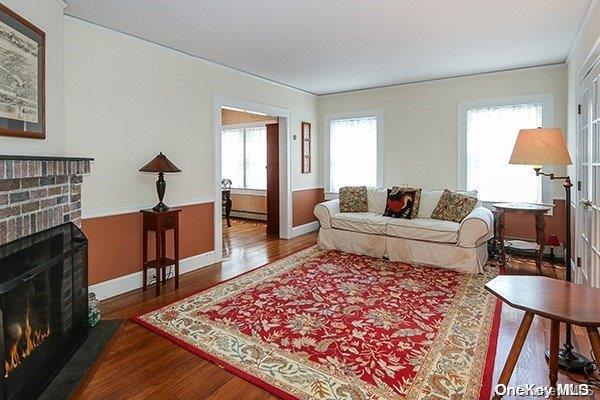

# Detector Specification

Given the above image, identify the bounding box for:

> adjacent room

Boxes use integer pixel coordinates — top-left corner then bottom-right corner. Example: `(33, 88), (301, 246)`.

(220, 106), (280, 258)
(0, 0), (599, 399)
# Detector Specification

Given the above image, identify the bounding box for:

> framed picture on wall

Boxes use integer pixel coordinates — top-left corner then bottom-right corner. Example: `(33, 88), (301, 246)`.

(301, 122), (311, 173)
(0, 4), (45, 139)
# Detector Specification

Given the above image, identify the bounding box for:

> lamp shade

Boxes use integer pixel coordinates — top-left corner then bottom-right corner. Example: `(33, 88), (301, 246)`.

(546, 234), (560, 247)
(139, 152), (181, 173)
(509, 127), (572, 166)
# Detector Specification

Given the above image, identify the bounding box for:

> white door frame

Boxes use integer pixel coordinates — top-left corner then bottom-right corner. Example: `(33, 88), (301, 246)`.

(213, 94), (292, 261)
(575, 38), (600, 286)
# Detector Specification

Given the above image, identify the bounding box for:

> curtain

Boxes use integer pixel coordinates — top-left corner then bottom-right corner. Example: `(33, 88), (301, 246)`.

(221, 129), (244, 188)
(330, 117), (378, 192)
(245, 127), (267, 190)
(466, 104), (543, 203)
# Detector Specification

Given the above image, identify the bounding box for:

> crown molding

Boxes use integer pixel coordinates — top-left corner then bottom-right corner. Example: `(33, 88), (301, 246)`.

(63, 15), (317, 97)
(566, 0), (599, 63)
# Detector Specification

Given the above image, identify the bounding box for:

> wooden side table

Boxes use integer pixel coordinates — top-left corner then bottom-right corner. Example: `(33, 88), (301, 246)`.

(141, 208), (181, 296)
(493, 203), (552, 274)
(486, 276), (600, 398)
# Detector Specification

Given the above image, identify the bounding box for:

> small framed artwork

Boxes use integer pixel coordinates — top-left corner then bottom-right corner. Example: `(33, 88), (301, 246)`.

(301, 122), (311, 173)
(0, 4), (45, 139)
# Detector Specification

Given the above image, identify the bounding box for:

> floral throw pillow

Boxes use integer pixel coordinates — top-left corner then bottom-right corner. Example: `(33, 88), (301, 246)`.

(430, 189), (478, 223)
(383, 188), (417, 219)
(339, 186), (368, 213)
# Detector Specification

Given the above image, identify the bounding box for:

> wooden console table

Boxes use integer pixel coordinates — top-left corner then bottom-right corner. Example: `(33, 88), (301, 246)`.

(486, 276), (600, 399)
(493, 202), (552, 274)
(141, 208), (181, 296)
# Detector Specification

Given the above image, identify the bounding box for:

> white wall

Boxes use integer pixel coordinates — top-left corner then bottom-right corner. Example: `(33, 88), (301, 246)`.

(64, 17), (319, 218)
(318, 65), (567, 196)
(0, 0), (65, 156)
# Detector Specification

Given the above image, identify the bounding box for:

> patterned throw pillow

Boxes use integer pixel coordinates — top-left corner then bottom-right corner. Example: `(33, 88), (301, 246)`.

(385, 186), (421, 218)
(339, 186), (368, 213)
(430, 189), (478, 223)
(383, 187), (417, 219)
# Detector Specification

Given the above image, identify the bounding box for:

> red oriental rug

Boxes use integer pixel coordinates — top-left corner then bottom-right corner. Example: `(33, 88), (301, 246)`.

(133, 247), (501, 400)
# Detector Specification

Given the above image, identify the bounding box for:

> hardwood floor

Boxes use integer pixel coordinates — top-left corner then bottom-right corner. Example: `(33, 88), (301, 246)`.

(75, 219), (599, 399)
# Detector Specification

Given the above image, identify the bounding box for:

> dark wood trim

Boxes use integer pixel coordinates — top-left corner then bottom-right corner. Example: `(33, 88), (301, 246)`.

(266, 123), (279, 236)
(0, 3), (46, 140)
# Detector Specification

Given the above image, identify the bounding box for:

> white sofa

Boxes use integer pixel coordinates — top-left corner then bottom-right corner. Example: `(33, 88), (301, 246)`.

(313, 188), (495, 274)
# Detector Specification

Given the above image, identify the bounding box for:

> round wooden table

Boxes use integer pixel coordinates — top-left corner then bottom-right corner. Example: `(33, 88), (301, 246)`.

(486, 276), (600, 398)
(493, 202), (553, 274)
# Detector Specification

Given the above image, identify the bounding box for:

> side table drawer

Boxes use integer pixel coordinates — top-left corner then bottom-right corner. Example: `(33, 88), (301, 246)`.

(162, 214), (177, 230)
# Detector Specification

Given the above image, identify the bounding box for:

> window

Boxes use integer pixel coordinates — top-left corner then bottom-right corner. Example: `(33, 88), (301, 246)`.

(459, 94), (554, 204)
(325, 111), (382, 192)
(221, 126), (267, 190)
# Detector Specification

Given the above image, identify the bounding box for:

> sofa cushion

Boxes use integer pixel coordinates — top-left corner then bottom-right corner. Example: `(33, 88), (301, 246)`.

(431, 189), (478, 223)
(386, 218), (460, 243)
(339, 186), (368, 212)
(367, 187), (388, 214)
(417, 189), (478, 218)
(331, 212), (393, 235)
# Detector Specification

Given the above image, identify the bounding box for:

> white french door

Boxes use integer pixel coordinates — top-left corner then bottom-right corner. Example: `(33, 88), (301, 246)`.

(577, 59), (600, 287)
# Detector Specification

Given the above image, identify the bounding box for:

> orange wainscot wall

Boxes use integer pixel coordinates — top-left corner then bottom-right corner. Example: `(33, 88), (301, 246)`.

(292, 188), (325, 227)
(82, 202), (214, 285)
(502, 200), (567, 244)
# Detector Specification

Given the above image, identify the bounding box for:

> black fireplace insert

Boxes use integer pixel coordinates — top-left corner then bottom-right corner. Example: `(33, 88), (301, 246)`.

(0, 223), (89, 400)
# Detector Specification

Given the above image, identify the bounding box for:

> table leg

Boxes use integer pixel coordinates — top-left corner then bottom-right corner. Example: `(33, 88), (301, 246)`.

(493, 311), (534, 399)
(549, 320), (560, 389)
(498, 210), (507, 266)
(161, 232), (167, 285)
(586, 327), (600, 368)
(142, 228), (148, 291)
(155, 230), (161, 297)
(535, 213), (546, 275)
(174, 223), (180, 290)
(226, 197), (232, 227)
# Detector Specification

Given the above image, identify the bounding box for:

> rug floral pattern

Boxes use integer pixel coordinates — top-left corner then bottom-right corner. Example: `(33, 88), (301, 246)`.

(135, 247), (499, 400)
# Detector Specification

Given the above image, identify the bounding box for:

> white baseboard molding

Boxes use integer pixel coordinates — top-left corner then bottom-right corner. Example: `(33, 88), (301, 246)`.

(89, 251), (218, 300)
(290, 221), (320, 238)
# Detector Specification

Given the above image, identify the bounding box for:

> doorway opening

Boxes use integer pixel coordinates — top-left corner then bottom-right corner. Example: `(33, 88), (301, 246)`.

(220, 107), (279, 257)
(213, 95), (292, 263)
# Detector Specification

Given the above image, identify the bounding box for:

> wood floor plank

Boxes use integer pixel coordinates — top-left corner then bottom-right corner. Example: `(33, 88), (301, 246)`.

(74, 219), (599, 399)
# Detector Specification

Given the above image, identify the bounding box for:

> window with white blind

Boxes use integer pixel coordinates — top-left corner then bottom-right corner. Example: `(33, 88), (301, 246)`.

(221, 126), (267, 190)
(459, 94), (554, 204)
(325, 111), (383, 192)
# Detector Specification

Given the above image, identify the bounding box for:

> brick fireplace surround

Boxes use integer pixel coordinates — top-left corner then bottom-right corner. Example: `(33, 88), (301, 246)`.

(0, 156), (93, 246)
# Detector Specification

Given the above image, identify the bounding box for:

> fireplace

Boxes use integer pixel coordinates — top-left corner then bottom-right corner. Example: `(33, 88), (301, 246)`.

(0, 223), (89, 400)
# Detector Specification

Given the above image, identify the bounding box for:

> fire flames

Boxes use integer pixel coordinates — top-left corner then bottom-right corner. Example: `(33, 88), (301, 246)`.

(4, 316), (50, 377)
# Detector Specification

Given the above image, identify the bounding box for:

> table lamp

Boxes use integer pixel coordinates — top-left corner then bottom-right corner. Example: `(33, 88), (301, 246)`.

(546, 235), (561, 259)
(139, 152), (181, 212)
(509, 127), (589, 370)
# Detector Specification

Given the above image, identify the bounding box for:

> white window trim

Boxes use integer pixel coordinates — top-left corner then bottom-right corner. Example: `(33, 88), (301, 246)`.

(222, 124), (268, 190)
(324, 109), (384, 193)
(458, 93), (555, 207)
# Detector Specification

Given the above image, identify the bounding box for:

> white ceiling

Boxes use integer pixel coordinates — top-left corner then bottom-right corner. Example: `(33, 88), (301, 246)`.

(64, 0), (592, 95)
